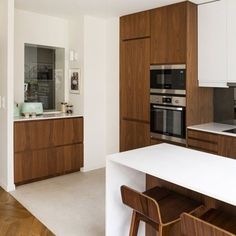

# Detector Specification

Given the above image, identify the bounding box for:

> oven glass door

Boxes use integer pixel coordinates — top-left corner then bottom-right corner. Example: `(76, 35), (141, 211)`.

(151, 105), (186, 138)
(150, 69), (186, 90)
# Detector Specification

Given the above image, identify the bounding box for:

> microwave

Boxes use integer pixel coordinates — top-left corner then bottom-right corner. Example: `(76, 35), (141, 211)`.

(150, 65), (186, 94)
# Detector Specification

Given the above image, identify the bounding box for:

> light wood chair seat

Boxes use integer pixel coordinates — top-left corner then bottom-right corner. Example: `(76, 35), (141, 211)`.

(121, 185), (203, 236)
(181, 209), (236, 236)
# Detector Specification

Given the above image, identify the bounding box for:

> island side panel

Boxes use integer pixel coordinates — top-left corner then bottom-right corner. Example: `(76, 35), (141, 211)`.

(106, 160), (146, 236)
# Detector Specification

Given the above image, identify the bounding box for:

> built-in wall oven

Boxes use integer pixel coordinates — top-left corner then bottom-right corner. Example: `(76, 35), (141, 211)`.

(150, 64), (186, 144)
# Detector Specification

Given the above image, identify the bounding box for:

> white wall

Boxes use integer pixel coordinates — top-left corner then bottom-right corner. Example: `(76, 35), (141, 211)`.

(82, 16), (119, 171)
(68, 17), (84, 114)
(106, 18), (119, 155)
(14, 9), (69, 103)
(83, 16), (107, 171)
(0, 0), (15, 191)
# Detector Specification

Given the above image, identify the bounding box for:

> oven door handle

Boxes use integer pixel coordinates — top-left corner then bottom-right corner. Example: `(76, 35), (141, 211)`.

(152, 105), (184, 111)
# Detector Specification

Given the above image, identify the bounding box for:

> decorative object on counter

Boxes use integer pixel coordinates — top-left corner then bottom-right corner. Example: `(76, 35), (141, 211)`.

(61, 102), (67, 113)
(14, 102), (20, 117)
(21, 102), (43, 115)
(66, 104), (74, 114)
(23, 112), (30, 119)
(69, 68), (80, 94)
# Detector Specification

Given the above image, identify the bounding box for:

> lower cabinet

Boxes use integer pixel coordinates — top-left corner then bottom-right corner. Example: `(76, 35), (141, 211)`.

(14, 117), (84, 185)
(187, 129), (236, 159)
(218, 135), (236, 159)
(120, 119), (150, 152)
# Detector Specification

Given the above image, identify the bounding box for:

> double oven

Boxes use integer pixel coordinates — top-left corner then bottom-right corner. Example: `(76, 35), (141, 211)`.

(150, 65), (186, 144)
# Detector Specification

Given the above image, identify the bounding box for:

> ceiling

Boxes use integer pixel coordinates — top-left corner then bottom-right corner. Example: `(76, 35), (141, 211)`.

(15, 0), (211, 19)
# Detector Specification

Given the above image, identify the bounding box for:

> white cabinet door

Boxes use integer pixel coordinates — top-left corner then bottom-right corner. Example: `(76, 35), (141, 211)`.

(227, 0), (236, 84)
(198, 0), (228, 87)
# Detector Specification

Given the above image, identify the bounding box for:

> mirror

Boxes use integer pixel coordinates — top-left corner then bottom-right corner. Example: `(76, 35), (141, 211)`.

(24, 44), (65, 111)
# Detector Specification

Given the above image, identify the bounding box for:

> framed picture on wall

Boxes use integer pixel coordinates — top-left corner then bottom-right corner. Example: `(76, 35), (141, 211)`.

(69, 68), (80, 94)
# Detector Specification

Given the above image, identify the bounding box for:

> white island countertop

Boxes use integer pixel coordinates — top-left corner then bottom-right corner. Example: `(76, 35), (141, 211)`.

(14, 113), (83, 122)
(108, 143), (236, 206)
(188, 122), (236, 137)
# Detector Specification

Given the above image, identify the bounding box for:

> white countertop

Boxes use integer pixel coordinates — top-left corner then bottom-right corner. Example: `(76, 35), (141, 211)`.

(188, 122), (236, 137)
(14, 113), (83, 122)
(108, 143), (236, 206)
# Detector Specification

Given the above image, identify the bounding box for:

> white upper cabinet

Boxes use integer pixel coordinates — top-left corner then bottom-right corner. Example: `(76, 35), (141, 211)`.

(227, 0), (236, 84)
(198, 0), (236, 87)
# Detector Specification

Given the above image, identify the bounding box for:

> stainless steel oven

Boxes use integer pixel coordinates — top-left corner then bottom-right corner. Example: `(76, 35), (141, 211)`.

(150, 94), (186, 144)
(150, 64), (186, 95)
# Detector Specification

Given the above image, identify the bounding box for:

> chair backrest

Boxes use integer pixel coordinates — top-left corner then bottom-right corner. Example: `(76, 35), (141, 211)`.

(120, 185), (162, 224)
(181, 213), (235, 236)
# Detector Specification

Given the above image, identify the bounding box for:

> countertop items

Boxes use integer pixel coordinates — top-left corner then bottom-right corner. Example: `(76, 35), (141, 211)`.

(106, 143), (236, 236)
(14, 112), (83, 122)
(188, 122), (236, 137)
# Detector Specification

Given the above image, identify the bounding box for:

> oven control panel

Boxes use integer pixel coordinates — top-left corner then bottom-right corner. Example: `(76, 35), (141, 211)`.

(150, 95), (186, 107)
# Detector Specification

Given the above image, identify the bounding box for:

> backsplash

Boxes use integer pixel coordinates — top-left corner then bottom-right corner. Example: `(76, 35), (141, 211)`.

(214, 88), (236, 123)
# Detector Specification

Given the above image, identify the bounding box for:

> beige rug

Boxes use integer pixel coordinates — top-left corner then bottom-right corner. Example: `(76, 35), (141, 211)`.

(11, 168), (105, 236)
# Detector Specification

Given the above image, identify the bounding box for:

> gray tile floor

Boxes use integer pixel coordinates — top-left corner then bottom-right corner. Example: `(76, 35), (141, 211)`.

(11, 168), (105, 236)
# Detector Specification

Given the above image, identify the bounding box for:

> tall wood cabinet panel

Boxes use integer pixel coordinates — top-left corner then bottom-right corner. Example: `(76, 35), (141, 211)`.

(150, 2), (187, 64)
(120, 11), (150, 152)
(14, 117), (84, 185)
(120, 38), (150, 122)
(120, 11), (150, 40)
(120, 120), (150, 152)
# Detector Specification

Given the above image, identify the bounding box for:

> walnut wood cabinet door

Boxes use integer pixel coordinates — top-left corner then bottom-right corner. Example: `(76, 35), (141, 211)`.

(54, 144), (83, 174)
(150, 2), (187, 64)
(120, 11), (150, 40)
(218, 135), (236, 159)
(14, 149), (54, 184)
(52, 118), (83, 146)
(120, 119), (150, 152)
(120, 38), (150, 122)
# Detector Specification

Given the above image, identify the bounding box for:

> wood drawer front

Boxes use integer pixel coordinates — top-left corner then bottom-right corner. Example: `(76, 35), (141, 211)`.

(52, 118), (83, 146)
(188, 130), (218, 143)
(14, 144), (83, 185)
(54, 144), (83, 174)
(14, 149), (54, 184)
(187, 139), (218, 154)
(14, 120), (52, 152)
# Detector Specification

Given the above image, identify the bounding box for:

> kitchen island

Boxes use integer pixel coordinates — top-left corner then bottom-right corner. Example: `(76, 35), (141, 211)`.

(106, 143), (236, 236)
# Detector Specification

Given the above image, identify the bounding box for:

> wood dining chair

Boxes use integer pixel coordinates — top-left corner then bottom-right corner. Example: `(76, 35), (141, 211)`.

(181, 209), (236, 236)
(120, 185), (203, 236)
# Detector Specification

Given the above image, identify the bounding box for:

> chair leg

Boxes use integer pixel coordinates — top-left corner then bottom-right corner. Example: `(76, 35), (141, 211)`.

(129, 211), (140, 236)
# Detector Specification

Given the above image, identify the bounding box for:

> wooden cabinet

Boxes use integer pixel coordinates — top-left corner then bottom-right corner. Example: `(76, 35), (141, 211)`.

(14, 117), (84, 185)
(120, 11), (150, 40)
(150, 2), (187, 64)
(120, 119), (150, 152)
(120, 38), (150, 122)
(120, 30), (150, 151)
(187, 129), (236, 159)
(187, 130), (219, 154)
(218, 135), (236, 159)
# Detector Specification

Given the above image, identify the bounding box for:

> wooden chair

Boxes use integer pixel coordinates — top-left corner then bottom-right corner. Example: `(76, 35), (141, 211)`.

(120, 185), (203, 236)
(181, 209), (236, 236)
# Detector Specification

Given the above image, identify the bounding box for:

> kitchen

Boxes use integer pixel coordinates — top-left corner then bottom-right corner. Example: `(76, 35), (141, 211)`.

(0, 0), (236, 235)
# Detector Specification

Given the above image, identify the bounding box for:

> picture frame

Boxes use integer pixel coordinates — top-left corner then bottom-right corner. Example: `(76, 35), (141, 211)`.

(69, 68), (80, 94)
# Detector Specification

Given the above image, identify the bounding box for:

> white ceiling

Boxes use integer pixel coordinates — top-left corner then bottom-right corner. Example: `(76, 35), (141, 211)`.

(15, 0), (211, 19)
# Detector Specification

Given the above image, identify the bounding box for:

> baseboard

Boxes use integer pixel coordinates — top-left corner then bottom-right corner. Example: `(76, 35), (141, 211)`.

(0, 181), (15, 192)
